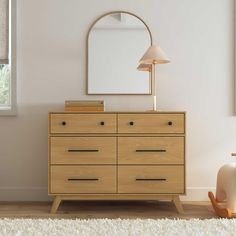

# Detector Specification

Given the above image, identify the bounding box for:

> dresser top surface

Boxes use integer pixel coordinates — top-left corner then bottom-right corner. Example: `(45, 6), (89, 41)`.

(49, 111), (186, 114)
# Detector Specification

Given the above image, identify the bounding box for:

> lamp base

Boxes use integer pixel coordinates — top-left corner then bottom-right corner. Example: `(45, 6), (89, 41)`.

(146, 96), (158, 112)
(146, 109), (159, 112)
(153, 95), (157, 111)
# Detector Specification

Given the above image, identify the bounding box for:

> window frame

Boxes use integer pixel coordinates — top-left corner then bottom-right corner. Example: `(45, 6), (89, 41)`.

(0, 0), (16, 116)
(235, 0), (236, 115)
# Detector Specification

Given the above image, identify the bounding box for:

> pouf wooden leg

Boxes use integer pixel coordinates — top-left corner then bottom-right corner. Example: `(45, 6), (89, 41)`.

(208, 191), (232, 218)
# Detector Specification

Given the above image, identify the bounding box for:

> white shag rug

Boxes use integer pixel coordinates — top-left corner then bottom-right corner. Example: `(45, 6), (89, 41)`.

(0, 218), (235, 236)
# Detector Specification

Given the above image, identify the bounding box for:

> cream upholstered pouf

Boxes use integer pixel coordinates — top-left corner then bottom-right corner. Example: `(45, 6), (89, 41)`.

(208, 163), (236, 217)
(216, 163), (236, 213)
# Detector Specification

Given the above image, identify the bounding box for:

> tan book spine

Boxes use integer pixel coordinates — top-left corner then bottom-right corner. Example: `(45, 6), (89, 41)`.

(65, 106), (104, 112)
(65, 100), (104, 107)
(66, 104), (104, 107)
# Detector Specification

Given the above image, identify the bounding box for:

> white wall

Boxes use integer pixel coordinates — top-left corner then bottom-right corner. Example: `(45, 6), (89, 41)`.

(0, 0), (234, 201)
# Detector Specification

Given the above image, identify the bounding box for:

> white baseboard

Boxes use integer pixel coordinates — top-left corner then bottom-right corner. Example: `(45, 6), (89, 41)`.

(0, 187), (215, 201)
(181, 187), (216, 201)
(0, 187), (50, 201)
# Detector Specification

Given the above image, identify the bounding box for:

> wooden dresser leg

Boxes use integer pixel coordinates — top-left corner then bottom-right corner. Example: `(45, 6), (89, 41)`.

(173, 195), (184, 214)
(50, 196), (61, 214)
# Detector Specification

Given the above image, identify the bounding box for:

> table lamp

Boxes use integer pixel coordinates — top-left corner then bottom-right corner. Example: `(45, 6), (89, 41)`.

(139, 45), (170, 111)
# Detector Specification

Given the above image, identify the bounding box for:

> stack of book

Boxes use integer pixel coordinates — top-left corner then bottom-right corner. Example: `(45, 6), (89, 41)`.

(65, 100), (105, 112)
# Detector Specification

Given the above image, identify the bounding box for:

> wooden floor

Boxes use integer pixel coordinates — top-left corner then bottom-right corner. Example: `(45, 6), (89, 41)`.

(0, 201), (217, 219)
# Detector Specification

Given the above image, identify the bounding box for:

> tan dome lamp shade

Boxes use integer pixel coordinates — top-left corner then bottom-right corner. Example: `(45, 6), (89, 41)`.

(139, 45), (170, 111)
(139, 45), (170, 65)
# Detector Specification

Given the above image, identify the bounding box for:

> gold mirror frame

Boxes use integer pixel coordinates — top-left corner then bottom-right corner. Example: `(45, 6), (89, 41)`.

(86, 11), (153, 95)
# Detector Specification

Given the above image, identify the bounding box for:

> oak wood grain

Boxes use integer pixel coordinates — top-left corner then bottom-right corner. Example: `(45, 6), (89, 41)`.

(50, 114), (117, 134)
(118, 137), (184, 164)
(50, 166), (116, 194)
(118, 166), (184, 194)
(118, 114), (185, 134)
(50, 137), (116, 164)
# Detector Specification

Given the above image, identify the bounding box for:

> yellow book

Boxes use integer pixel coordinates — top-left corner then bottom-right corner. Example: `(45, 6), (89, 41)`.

(65, 106), (104, 112)
(65, 100), (104, 107)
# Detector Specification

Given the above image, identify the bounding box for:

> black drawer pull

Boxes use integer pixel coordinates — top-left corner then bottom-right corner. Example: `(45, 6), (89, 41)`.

(136, 149), (166, 153)
(68, 178), (99, 181)
(68, 149), (99, 152)
(129, 121), (134, 126)
(100, 121), (105, 126)
(136, 178), (166, 181)
(61, 121), (66, 126)
(168, 121), (173, 126)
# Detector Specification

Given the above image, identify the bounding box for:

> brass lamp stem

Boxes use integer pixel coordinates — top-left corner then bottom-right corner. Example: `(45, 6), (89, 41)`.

(152, 63), (156, 111)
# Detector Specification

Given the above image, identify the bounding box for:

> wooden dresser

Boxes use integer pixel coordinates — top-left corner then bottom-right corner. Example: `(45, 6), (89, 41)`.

(48, 112), (186, 213)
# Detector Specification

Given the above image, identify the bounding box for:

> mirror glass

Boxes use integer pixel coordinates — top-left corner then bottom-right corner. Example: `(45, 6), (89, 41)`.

(87, 12), (152, 94)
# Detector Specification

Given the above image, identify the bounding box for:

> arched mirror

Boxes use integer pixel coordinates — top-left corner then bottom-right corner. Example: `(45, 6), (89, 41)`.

(87, 11), (152, 95)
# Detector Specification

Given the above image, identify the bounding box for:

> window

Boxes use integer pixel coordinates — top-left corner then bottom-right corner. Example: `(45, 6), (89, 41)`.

(0, 0), (16, 115)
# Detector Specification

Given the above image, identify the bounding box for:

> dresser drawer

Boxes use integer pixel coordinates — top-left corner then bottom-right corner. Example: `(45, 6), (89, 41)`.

(50, 114), (117, 133)
(118, 137), (184, 164)
(50, 137), (116, 164)
(50, 166), (116, 194)
(118, 166), (184, 194)
(118, 114), (184, 134)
